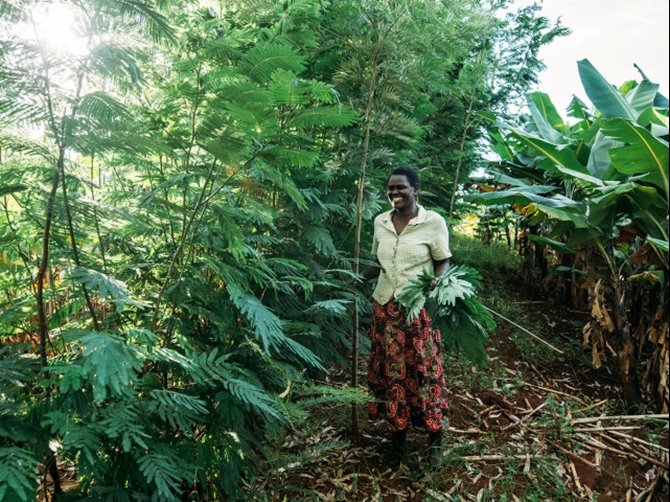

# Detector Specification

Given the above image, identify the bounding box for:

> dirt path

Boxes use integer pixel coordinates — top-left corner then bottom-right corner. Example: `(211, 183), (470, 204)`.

(250, 290), (669, 501)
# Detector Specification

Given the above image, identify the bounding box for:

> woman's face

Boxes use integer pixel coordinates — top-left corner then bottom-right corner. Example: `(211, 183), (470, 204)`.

(387, 174), (417, 210)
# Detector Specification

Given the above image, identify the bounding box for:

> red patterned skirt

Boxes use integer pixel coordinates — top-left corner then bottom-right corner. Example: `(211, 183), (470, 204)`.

(367, 300), (449, 432)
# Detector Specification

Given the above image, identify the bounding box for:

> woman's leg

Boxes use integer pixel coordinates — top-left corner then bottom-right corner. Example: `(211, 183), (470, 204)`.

(428, 430), (442, 467)
(384, 429), (407, 467)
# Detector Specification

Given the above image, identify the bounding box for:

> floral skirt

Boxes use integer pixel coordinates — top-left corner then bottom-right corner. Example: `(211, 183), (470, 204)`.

(367, 300), (449, 432)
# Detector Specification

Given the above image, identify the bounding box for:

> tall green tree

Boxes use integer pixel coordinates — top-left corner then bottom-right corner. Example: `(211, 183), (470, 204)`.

(0, 0), (572, 498)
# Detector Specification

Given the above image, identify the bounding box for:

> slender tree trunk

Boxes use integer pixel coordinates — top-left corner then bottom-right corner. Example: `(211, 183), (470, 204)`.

(613, 279), (642, 410)
(351, 49), (379, 434)
(448, 94), (477, 217)
(34, 161), (64, 499)
(35, 161), (61, 368)
(90, 152), (108, 273)
(151, 165), (215, 331)
(60, 153), (100, 330)
(595, 242), (642, 410)
(348, 6), (404, 434)
(503, 213), (511, 249)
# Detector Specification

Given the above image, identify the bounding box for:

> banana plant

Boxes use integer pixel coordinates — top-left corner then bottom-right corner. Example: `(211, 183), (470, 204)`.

(470, 59), (669, 409)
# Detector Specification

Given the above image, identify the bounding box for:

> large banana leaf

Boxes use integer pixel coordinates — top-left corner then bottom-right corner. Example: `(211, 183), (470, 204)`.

(488, 168), (534, 187)
(536, 203), (589, 228)
(466, 184), (560, 203)
(637, 107), (670, 131)
(488, 129), (516, 161)
(528, 234), (575, 254)
(509, 130), (586, 173)
(528, 92), (569, 137)
(467, 188), (588, 228)
(567, 95), (592, 123)
(586, 130), (621, 180)
(554, 165), (605, 186)
(648, 237), (669, 252)
(627, 80), (660, 116)
(626, 188), (669, 240)
(600, 118), (669, 199)
(578, 59), (635, 121)
(588, 183), (668, 240)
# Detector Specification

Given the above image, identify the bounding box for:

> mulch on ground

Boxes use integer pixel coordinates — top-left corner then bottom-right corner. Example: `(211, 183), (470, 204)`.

(250, 292), (669, 501)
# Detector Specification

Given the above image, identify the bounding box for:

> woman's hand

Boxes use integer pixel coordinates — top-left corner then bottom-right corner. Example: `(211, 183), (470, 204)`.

(346, 274), (362, 286)
(433, 258), (450, 278)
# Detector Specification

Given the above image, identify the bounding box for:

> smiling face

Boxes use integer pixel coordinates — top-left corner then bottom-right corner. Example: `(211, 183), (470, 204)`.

(387, 174), (418, 211)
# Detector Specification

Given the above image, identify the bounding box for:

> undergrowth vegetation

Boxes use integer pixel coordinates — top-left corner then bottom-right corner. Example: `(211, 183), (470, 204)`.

(1, 0), (667, 500)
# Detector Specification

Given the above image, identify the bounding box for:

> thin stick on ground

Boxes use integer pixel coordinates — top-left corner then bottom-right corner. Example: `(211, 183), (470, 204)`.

(573, 426), (642, 433)
(547, 440), (601, 472)
(571, 414), (669, 425)
(484, 305), (565, 354)
(608, 430), (670, 455)
(594, 433), (669, 469)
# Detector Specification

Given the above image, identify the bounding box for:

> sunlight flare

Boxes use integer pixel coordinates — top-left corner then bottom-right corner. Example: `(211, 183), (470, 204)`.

(25, 1), (87, 57)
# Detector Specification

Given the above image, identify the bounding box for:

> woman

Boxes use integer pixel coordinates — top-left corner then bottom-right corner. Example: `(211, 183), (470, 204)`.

(360, 166), (451, 467)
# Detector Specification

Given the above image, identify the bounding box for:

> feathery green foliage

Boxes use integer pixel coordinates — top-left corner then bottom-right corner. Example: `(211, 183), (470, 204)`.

(396, 265), (495, 367)
(0, 447), (39, 502)
(0, 0), (562, 498)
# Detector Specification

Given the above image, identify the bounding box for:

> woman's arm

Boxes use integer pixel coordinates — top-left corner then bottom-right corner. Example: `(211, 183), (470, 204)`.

(359, 262), (381, 281)
(433, 258), (450, 277)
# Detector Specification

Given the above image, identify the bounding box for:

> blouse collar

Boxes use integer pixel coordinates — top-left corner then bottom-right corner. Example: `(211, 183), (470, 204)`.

(381, 204), (427, 230)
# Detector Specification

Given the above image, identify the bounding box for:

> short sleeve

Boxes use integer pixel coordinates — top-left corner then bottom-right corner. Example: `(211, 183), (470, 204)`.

(430, 215), (451, 261)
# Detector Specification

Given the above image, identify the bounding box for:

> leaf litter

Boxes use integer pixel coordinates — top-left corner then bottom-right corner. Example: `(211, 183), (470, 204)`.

(250, 291), (669, 501)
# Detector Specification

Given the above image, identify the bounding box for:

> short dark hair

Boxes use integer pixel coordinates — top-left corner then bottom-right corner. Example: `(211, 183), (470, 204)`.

(390, 166), (420, 189)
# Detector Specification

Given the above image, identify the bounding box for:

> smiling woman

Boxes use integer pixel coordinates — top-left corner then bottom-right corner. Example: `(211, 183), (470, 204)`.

(356, 166), (453, 468)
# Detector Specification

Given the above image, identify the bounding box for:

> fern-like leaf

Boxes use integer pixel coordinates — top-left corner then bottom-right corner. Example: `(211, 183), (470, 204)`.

(148, 390), (208, 433)
(62, 330), (144, 401)
(99, 403), (150, 452)
(0, 133), (53, 160)
(287, 106), (358, 128)
(303, 225), (337, 257)
(0, 183), (27, 197)
(269, 69), (311, 106)
(396, 266), (495, 367)
(226, 284), (284, 353)
(61, 423), (103, 467)
(138, 451), (194, 502)
(67, 266), (150, 312)
(305, 299), (351, 317)
(77, 91), (129, 124)
(0, 447), (38, 502)
(218, 379), (283, 421)
(239, 44), (306, 83)
(268, 146), (319, 167)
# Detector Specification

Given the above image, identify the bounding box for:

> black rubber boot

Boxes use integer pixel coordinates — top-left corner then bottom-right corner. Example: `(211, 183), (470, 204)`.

(383, 429), (407, 468)
(428, 431), (442, 467)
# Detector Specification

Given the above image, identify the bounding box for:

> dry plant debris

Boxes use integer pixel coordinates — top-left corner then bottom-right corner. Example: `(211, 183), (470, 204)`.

(250, 306), (669, 501)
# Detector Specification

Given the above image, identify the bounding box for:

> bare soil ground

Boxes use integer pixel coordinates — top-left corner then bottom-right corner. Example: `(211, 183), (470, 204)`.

(249, 287), (669, 501)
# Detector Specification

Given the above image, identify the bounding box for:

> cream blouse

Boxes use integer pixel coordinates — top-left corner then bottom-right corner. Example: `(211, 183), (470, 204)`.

(371, 205), (451, 305)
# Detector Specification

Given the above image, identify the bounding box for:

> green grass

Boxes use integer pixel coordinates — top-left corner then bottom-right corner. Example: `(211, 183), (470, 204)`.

(450, 231), (521, 278)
